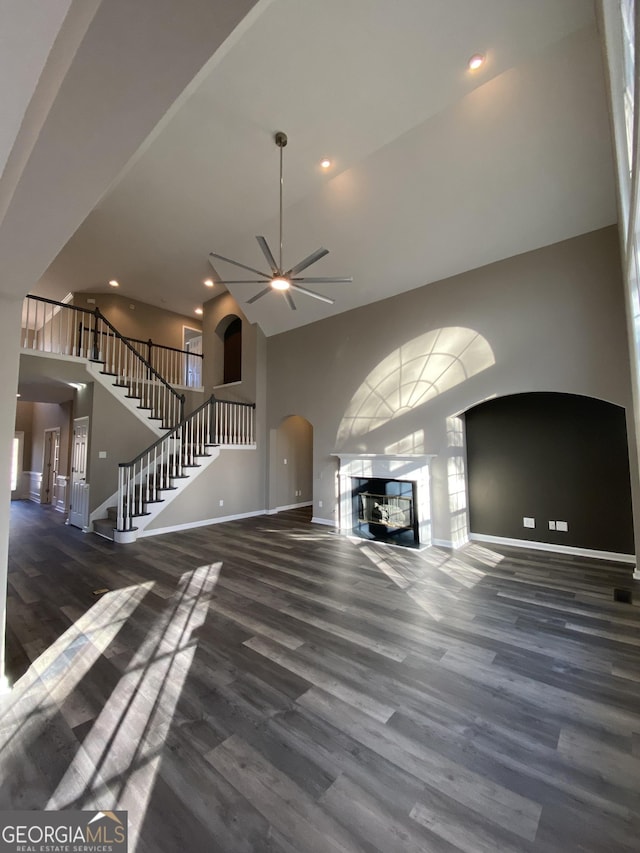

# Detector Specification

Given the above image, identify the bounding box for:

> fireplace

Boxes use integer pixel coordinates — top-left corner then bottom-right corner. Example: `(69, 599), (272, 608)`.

(352, 477), (418, 546)
(332, 453), (435, 548)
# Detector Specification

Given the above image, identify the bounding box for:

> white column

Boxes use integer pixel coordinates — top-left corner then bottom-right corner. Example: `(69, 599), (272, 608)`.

(0, 295), (23, 693)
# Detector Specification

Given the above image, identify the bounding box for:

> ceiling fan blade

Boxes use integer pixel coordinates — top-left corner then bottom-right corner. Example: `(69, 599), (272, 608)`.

(256, 236), (278, 274)
(209, 252), (271, 279)
(288, 283), (335, 305)
(285, 247), (329, 277)
(207, 257), (225, 283)
(212, 279), (269, 285)
(283, 290), (297, 310)
(246, 287), (272, 304)
(291, 276), (353, 283)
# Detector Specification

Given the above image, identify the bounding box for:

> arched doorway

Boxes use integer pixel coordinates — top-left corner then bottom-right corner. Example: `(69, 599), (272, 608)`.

(269, 415), (313, 513)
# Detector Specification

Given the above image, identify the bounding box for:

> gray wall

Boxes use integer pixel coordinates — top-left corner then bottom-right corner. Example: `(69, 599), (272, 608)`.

(73, 292), (202, 351)
(266, 226), (636, 549)
(83, 381), (158, 511)
(466, 392), (634, 553)
(144, 448), (264, 532)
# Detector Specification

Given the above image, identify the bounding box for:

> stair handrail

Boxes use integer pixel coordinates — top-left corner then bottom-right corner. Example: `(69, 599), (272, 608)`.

(119, 393), (215, 468)
(78, 322), (204, 361)
(116, 394), (256, 532)
(95, 309), (184, 419)
(25, 293), (97, 317)
(23, 294), (185, 425)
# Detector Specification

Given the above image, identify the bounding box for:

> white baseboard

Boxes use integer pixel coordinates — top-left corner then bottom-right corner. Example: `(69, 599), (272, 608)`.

(311, 516), (336, 527)
(469, 533), (636, 565)
(432, 538), (454, 548)
(266, 501), (313, 515)
(138, 509), (267, 538)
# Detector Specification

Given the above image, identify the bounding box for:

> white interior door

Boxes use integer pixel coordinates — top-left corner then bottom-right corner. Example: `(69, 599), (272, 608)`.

(183, 326), (202, 387)
(42, 427), (60, 505)
(69, 417), (89, 529)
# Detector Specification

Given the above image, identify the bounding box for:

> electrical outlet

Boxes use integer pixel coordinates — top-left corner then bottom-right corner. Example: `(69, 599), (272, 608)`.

(219, 499), (224, 507)
(549, 520), (556, 530)
(556, 520), (568, 532)
(523, 517), (535, 529)
(283, 458), (287, 465)
(99, 451), (107, 459)
(318, 500), (323, 508)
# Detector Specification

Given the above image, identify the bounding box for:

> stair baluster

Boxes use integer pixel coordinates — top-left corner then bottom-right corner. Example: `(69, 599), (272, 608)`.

(115, 395), (256, 536)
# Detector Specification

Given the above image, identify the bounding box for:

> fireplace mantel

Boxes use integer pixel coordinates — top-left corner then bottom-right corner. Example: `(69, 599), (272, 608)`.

(331, 452), (436, 546)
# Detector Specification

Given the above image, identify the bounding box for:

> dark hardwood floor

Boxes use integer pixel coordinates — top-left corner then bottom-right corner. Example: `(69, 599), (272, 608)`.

(2, 499), (640, 851)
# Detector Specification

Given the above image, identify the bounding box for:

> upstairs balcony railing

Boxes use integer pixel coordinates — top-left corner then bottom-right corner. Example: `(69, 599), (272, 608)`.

(117, 394), (256, 532)
(22, 295), (185, 428)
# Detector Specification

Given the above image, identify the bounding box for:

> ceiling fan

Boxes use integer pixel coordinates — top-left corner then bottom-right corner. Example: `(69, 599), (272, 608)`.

(208, 131), (352, 311)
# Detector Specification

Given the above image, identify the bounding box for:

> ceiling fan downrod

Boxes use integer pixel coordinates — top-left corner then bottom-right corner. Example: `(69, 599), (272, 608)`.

(275, 131), (287, 273)
(207, 129), (352, 311)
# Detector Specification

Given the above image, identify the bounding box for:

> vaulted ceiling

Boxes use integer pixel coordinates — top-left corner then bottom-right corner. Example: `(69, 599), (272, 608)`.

(33, 0), (615, 337)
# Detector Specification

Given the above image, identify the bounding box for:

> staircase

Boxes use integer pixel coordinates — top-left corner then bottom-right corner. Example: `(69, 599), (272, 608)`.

(21, 295), (256, 542)
(97, 394), (254, 543)
(22, 294), (185, 429)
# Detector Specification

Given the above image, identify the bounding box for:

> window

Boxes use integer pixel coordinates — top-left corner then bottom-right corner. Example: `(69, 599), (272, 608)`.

(11, 432), (23, 492)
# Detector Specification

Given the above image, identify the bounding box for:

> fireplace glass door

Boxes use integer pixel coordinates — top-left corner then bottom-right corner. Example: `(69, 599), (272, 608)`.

(351, 477), (419, 547)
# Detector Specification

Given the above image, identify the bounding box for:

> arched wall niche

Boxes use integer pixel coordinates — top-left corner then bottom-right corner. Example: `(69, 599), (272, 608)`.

(211, 313), (242, 388)
(464, 391), (635, 555)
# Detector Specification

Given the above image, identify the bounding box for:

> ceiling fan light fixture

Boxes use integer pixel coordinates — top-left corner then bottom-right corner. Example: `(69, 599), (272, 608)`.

(207, 130), (352, 312)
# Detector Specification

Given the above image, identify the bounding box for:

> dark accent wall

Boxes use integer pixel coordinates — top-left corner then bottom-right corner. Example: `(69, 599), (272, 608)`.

(465, 392), (634, 554)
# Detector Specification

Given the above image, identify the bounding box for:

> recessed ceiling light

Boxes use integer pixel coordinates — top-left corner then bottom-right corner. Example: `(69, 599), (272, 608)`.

(195, 307), (203, 315)
(468, 53), (485, 71)
(204, 279), (214, 287)
(109, 279), (119, 287)
(271, 278), (290, 291)
(320, 158), (331, 169)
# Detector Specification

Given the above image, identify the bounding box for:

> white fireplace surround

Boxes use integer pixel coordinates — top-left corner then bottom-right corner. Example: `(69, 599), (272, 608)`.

(332, 453), (436, 546)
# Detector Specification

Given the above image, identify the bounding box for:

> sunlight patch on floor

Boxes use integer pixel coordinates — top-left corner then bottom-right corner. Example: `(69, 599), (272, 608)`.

(357, 540), (494, 621)
(0, 582), (154, 749)
(46, 563), (221, 852)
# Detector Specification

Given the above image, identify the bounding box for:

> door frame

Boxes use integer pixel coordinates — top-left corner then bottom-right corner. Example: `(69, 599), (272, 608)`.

(41, 427), (60, 505)
(69, 416), (89, 530)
